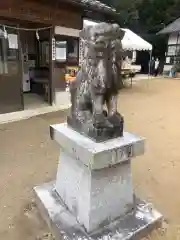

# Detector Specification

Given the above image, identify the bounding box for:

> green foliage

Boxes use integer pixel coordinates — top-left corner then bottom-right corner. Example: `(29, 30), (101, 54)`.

(102, 0), (180, 58)
(103, 0), (180, 33)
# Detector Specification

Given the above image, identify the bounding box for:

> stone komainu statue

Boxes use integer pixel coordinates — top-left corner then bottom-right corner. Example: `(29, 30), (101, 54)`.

(67, 23), (125, 142)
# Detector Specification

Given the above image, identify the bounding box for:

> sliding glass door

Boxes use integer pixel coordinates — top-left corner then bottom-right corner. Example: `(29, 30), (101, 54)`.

(0, 27), (23, 114)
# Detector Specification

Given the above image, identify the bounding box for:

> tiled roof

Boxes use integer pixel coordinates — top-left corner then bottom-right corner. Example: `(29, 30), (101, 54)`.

(66, 0), (116, 14)
(158, 18), (180, 34)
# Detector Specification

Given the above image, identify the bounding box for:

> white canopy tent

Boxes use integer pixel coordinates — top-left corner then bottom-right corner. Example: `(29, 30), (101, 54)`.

(82, 19), (153, 76)
(121, 28), (152, 51)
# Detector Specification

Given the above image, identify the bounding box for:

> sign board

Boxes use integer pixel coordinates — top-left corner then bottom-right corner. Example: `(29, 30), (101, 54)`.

(52, 38), (56, 61)
(8, 34), (18, 49)
(55, 26), (79, 37)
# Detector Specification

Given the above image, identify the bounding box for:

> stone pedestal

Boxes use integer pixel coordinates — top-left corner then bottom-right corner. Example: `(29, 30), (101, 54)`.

(34, 123), (162, 239)
(53, 124), (144, 232)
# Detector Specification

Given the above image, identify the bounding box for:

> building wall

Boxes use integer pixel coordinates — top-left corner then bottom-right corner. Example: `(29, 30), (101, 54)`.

(0, 1), (82, 29)
(168, 33), (178, 45)
(0, 0), (83, 109)
(165, 33), (180, 65)
(164, 32), (180, 73)
(51, 16), (82, 106)
(0, 1), (114, 110)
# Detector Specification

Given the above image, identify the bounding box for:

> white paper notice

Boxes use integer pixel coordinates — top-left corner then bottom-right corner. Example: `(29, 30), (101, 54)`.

(166, 57), (170, 64)
(8, 34), (18, 49)
(56, 47), (66, 61)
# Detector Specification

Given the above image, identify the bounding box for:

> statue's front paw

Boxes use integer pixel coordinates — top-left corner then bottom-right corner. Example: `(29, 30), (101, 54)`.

(93, 114), (113, 129)
(108, 112), (124, 126)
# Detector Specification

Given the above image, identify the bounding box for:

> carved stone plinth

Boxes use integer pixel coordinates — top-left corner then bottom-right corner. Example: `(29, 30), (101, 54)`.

(34, 123), (162, 239)
(67, 113), (124, 142)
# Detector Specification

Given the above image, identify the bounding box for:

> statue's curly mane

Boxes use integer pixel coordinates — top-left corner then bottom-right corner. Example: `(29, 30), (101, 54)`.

(80, 38), (121, 94)
(80, 39), (110, 92)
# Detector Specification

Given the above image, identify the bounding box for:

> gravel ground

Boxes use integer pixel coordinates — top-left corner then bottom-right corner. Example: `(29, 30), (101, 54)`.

(1, 78), (180, 239)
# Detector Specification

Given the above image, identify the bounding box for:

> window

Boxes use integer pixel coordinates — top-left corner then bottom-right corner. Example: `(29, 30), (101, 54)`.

(0, 27), (19, 75)
(166, 44), (180, 65)
(176, 45), (180, 56)
(54, 36), (79, 64)
(67, 39), (78, 62)
(170, 56), (175, 64)
(167, 45), (176, 56)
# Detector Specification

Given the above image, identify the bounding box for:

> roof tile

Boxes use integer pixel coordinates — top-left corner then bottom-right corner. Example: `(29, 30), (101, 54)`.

(69, 0), (116, 14)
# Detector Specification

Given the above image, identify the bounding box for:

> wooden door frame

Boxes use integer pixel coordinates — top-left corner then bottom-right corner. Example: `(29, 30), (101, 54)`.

(48, 26), (54, 105)
(17, 25), (24, 110)
(0, 22), (24, 113)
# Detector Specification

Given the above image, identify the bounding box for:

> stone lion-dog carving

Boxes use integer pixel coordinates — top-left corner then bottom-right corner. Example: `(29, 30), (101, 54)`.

(67, 23), (125, 142)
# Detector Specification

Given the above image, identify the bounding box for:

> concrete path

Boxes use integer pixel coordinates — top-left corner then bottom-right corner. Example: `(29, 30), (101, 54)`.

(0, 104), (70, 125)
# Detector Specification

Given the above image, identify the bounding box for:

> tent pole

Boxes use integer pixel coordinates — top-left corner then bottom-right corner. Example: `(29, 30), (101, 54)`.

(148, 50), (152, 79)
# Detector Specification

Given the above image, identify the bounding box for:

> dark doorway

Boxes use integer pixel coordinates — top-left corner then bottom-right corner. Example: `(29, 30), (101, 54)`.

(20, 27), (52, 110)
(136, 51), (150, 74)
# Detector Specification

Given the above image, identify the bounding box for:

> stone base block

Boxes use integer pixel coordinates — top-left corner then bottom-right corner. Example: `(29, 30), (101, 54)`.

(67, 113), (124, 142)
(50, 123), (145, 170)
(51, 123), (145, 232)
(34, 182), (162, 240)
(55, 151), (134, 232)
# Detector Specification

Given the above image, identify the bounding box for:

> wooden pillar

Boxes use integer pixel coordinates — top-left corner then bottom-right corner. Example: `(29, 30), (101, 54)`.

(50, 28), (67, 106)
